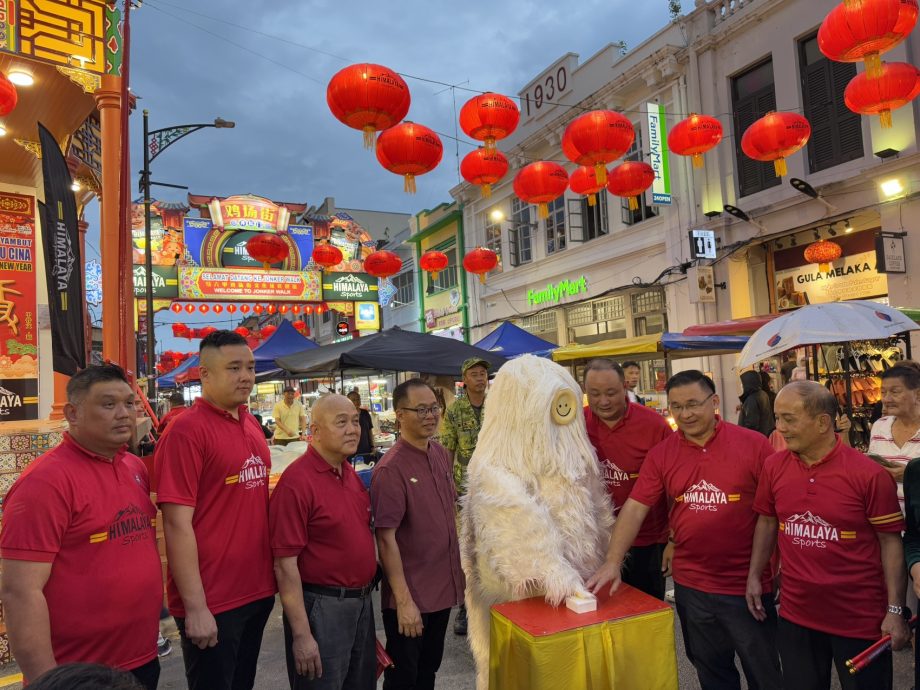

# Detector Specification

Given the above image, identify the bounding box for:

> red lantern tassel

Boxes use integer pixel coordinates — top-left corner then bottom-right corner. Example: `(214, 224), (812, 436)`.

(864, 52), (883, 80)
(587, 193), (597, 207)
(404, 174), (417, 194)
(481, 183), (492, 198)
(363, 126), (376, 149)
(773, 158), (788, 177)
(537, 202), (549, 219)
(692, 153), (704, 169)
(484, 136), (496, 150)
(430, 271), (440, 282)
(628, 196), (639, 211)
(478, 274), (487, 284)
(594, 163), (608, 185)
(880, 109), (893, 129)
(819, 262), (830, 272)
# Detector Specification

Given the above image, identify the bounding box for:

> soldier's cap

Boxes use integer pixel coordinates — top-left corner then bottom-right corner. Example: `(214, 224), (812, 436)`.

(461, 357), (491, 376)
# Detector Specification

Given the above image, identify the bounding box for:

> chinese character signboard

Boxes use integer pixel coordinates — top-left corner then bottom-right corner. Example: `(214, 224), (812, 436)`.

(321, 273), (379, 302)
(179, 267), (322, 301)
(209, 195), (290, 233)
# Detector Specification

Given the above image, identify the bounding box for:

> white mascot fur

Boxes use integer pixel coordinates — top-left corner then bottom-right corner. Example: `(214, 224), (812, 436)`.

(459, 355), (614, 689)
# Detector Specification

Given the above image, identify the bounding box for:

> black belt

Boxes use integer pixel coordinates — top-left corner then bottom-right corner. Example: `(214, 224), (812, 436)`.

(301, 581), (375, 599)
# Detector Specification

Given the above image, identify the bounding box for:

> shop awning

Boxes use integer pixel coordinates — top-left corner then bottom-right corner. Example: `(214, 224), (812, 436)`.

(550, 333), (749, 363)
(474, 322), (557, 358)
(551, 334), (661, 362)
(660, 333), (750, 358)
(682, 314), (780, 337)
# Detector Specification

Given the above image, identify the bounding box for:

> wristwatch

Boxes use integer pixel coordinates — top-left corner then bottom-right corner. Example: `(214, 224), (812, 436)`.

(887, 604), (911, 620)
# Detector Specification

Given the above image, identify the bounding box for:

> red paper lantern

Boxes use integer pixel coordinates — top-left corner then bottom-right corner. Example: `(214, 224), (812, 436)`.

(172, 323), (189, 338)
(0, 72), (18, 117)
(606, 161), (655, 211)
(234, 326), (250, 337)
(213, 304), (223, 314)
(667, 114), (724, 169)
(227, 304), (237, 313)
(198, 304), (209, 313)
(458, 92), (520, 149)
(185, 304), (195, 313)
(200, 326), (217, 338)
(245, 233), (289, 269)
(819, 0), (919, 79)
(463, 247), (499, 284)
(304, 305), (314, 315)
(803, 239), (843, 272)
(312, 241), (343, 270)
(170, 303), (182, 313)
(292, 305), (301, 314)
(568, 166), (607, 207)
(741, 112), (811, 178)
(279, 305), (289, 314)
(513, 161), (569, 219)
(292, 320), (307, 331)
(375, 122), (443, 193)
(364, 250), (402, 279)
(845, 61), (920, 128)
(240, 305), (251, 314)
(460, 148), (509, 198)
(419, 250), (449, 281)
(254, 304), (264, 314)
(267, 304), (277, 314)
(327, 63), (411, 148)
(261, 324), (278, 338)
(561, 110), (635, 185)
(316, 303), (327, 314)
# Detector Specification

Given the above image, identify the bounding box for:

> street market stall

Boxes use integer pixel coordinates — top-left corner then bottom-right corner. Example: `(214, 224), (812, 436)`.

(474, 322), (557, 358)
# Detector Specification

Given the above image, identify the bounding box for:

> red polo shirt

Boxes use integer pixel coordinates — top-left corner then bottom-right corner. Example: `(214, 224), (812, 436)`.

(754, 441), (903, 639)
(630, 420), (774, 596)
(0, 434), (162, 675)
(585, 403), (673, 545)
(269, 446), (377, 588)
(371, 438), (465, 613)
(155, 398), (277, 617)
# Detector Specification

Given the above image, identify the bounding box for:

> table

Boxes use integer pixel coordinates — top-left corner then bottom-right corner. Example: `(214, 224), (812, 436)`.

(489, 585), (678, 690)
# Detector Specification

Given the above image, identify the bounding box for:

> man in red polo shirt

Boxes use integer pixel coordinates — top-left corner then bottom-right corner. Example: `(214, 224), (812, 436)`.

(588, 369), (781, 690)
(583, 358), (673, 599)
(0, 365), (163, 689)
(372, 379), (465, 690)
(270, 393), (378, 689)
(155, 330), (276, 690)
(747, 381), (908, 690)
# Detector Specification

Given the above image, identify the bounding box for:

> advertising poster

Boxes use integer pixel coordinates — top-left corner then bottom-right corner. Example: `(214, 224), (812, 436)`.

(321, 273), (379, 302)
(179, 267), (322, 301)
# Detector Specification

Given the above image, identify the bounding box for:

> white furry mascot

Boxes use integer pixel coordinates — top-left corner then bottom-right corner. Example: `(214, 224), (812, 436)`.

(460, 355), (614, 689)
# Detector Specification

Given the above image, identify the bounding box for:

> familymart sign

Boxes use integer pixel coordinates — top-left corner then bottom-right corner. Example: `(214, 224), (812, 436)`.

(527, 275), (588, 307)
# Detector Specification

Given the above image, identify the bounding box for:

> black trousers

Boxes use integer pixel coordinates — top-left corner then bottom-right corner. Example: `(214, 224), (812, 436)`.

(175, 595), (275, 690)
(381, 607), (450, 690)
(129, 657), (161, 690)
(777, 616), (892, 690)
(674, 583), (782, 690)
(621, 542), (666, 600)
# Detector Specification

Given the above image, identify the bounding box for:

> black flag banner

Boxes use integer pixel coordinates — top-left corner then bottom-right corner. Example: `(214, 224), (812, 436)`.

(38, 123), (85, 376)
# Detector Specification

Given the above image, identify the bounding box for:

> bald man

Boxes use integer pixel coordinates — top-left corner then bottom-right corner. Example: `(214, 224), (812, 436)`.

(747, 381), (908, 690)
(270, 395), (378, 689)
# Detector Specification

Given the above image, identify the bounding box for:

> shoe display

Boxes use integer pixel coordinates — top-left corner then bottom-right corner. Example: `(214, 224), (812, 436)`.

(453, 604), (467, 636)
(157, 634), (172, 658)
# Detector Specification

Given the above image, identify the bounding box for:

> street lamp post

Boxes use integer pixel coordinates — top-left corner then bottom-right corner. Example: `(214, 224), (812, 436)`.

(140, 110), (235, 401)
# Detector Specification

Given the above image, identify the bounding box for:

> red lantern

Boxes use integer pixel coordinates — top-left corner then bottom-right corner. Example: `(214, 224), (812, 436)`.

(460, 148), (509, 199)
(213, 304), (223, 314)
(304, 305), (314, 315)
(234, 326), (250, 337)
(312, 241), (343, 270)
(667, 114), (724, 169)
(240, 305), (251, 314)
(458, 92), (520, 149)
(327, 63), (411, 148)
(227, 304), (237, 313)
(607, 161), (655, 211)
(819, 0), (919, 79)
(419, 250), (449, 282)
(267, 304), (277, 314)
(568, 166), (607, 207)
(200, 326), (217, 338)
(375, 122), (443, 193)
(292, 305), (301, 314)
(172, 323), (189, 338)
(185, 304), (195, 313)
(316, 303), (327, 314)
(741, 112), (811, 177)
(292, 320), (307, 331)
(803, 239), (843, 272)
(513, 161), (569, 219)
(261, 324), (278, 339)
(364, 250), (403, 279)
(0, 72), (18, 117)
(170, 303), (182, 313)
(199, 304), (209, 313)
(561, 110), (635, 185)
(279, 305), (289, 314)
(463, 247), (499, 285)
(245, 233), (289, 269)
(845, 61), (920, 128)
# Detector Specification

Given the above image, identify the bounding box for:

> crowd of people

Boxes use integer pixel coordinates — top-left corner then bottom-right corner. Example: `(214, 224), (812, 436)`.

(1, 327), (919, 690)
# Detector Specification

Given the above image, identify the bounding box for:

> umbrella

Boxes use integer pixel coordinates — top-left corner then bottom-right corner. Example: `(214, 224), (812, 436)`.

(737, 301), (919, 369)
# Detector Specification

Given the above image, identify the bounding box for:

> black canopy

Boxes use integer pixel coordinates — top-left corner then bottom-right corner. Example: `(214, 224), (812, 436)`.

(275, 327), (507, 376)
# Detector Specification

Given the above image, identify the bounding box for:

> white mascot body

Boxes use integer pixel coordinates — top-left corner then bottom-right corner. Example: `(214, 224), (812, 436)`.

(460, 355), (614, 689)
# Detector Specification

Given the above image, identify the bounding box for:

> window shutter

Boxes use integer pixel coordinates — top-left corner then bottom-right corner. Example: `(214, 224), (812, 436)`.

(567, 197), (585, 242)
(734, 88), (780, 197)
(831, 61), (864, 165)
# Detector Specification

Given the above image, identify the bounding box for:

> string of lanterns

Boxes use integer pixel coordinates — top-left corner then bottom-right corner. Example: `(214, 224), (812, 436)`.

(169, 302), (329, 316)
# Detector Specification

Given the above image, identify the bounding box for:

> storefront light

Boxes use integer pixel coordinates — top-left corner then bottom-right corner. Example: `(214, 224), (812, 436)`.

(0, 124), (6, 137)
(7, 70), (34, 86)
(489, 209), (505, 223)
(880, 179), (904, 198)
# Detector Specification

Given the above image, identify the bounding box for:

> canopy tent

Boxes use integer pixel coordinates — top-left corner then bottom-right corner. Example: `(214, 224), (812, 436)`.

(157, 353), (199, 388)
(659, 333), (750, 358)
(551, 334), (660, 363)
(683, 307), (920, 337)
(474, 322), (557, 358)
(275, 327), (507, 377)
(551, 333), (749, 363)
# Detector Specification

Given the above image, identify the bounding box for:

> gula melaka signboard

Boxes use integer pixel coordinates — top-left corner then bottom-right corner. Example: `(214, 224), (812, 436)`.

(321, 272), (379, 302)
(527, 275), (588, 307)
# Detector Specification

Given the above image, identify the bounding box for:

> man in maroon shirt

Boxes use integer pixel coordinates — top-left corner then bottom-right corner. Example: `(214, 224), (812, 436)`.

(0, 365), (163, 689)
(588, 369), (781, 690)
(371, 379), (465, 690)
(583, 358), (673, 599)
(155, 330), (276, 690)
(270, 394), (378, 689)
(157, 391), (188, 434)
(747, 381), (908, 690)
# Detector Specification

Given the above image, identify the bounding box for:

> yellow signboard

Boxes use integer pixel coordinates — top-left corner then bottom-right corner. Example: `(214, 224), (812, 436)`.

(356, 302), (380, 331)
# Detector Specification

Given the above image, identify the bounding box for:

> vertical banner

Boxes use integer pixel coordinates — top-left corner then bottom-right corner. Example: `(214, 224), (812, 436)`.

(646, 102), (672, 205)
(38, 123), (86, 376)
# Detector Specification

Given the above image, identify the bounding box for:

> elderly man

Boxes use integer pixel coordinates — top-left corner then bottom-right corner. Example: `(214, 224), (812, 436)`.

(274, 385), (307, 446)
(372, 379), (465, 690)
(588, 370), (781, 690)
(270, 394), (378, 689)
(0, 365), (163, 689)
(747, 381), (908, 690)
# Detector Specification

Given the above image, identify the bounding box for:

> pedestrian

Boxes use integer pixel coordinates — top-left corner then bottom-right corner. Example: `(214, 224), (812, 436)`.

(738, 370), (775, 437)
(588, 370), (782, 690)
(582, 358), (673, 599)
(270, 394), (378, 689)
(155, 330), (277, 690)
(372, 379), (465, 690)
(902, 455), (920, 690)
(747, 380), (908, 690)
(347, 390), (376, 460)
(868, 361), (920, 505)
(621, 360), (645, 405)
(0, 365), (163, 689)
(274, 385), (307, 446)
(157, 390), (189, 434)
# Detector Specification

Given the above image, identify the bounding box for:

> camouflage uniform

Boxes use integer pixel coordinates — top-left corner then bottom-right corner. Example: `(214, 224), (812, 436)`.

(440, 393), (485, 492)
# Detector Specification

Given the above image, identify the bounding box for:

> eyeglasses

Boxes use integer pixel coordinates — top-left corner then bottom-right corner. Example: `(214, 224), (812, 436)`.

(669, 393), (715, 415)
(399, 406), (443, 418)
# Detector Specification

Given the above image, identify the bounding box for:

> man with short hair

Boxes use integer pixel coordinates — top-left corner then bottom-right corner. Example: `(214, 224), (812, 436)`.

(155, 330), (276, 690)
(588, 370), (782, 690)
(346, 390), (376, 460)
(271, 394), (378, 689)
(621, 360), (644, 405)
(747, 381), (908, 690)
(372, 379), (464, 690)
(157, 391), (189, 434)
(274, 386), (307, 446)
(583, 358), (673, 599)
(0, 365), (163, 689)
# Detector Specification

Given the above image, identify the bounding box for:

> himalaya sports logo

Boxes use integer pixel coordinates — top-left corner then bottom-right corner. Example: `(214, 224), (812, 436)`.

(89, 504), (154, 547)
(601, 461), (637, 489)
(226, 453), (268, 489)
(781, 511), (855, 549)
(676, 480), (741, 512)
